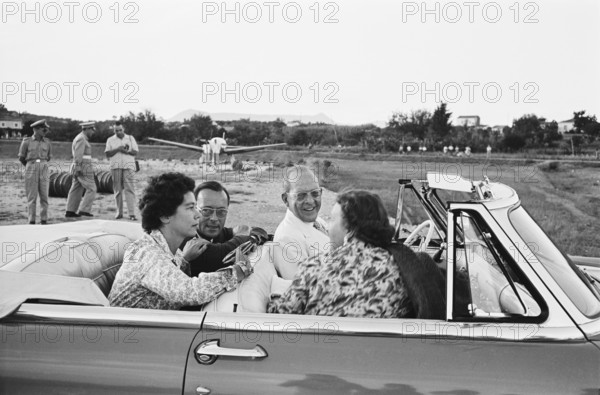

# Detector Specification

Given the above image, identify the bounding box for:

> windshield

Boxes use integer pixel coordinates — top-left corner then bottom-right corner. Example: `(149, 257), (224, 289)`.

(509, 206), (600, 318)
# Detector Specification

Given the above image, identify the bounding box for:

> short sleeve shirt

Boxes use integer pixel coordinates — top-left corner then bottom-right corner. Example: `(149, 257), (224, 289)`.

(18, 136), (52, 162)
(105, 134), (138, 170)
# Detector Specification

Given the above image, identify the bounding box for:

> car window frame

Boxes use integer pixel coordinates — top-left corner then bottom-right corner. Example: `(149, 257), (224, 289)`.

(448, 207), (547, 323)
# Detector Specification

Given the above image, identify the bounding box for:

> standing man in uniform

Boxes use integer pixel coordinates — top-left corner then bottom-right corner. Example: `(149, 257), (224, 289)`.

(18, 119), (52, 224)
(65, 122), (97, 218)
(105, 121), (138, 220)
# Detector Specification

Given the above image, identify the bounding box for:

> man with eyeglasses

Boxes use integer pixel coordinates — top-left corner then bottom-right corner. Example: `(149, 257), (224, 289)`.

(65, 121), (97, 218)
(182, 181), (268, 277)
(273, 165), (330, 278)
(18, 119), (53, 224)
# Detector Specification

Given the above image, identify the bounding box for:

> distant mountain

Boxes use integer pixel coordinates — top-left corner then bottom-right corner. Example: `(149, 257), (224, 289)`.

(168, 109), (335, 125)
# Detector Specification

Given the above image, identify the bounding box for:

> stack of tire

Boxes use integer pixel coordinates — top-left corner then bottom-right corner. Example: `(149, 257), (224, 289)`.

(49, 171), (113, 197)
(94, 171), (114, 194)
(48, 172), (72, 198)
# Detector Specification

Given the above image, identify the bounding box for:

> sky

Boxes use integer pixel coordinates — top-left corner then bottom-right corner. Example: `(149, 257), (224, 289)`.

(1, 0), (599, 126)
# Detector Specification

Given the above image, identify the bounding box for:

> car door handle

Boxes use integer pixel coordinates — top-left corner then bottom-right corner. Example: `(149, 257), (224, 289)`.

(195, 339), (268, 365)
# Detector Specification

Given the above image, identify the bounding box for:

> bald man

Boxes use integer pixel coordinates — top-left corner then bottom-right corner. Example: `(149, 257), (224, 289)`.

(273, 165), (330, 278)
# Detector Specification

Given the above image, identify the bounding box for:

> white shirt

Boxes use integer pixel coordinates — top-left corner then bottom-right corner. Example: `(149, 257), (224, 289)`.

(273, 209), (330, 279)
(105, 134), (138, 170)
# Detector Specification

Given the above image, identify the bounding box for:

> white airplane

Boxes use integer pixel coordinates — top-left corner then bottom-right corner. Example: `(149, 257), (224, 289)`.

(148, 136), (286, 164)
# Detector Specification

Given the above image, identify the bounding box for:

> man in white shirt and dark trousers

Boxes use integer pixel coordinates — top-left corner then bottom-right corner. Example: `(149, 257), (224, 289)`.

(105, 121), (138, 220)
(273, 165), (330, 278)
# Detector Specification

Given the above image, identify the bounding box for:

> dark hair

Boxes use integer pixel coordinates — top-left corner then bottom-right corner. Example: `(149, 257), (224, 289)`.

(115, 121), (122, 126)
(139, 172), (195, 233)
(336, 190), (394, 248)
(194, 181), (230, 205)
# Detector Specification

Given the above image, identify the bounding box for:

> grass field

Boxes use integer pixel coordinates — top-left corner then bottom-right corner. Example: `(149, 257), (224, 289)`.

(1, 140), (599, 256)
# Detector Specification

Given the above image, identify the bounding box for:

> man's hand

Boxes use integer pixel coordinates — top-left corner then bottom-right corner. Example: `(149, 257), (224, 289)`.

(249, 227), (269, 245)
(233, 225), (250, 236)
(183, 237), (210, 262)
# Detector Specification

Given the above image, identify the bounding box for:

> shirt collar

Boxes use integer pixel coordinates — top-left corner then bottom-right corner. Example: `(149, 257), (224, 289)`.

(148, 229), (184, 261)
(284, 209), (316, 229)
(197, 227), (229, 243)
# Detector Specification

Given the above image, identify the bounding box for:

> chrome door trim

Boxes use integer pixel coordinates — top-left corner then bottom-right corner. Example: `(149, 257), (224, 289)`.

(202, 312), (585, 342)
(579, 319), (600, 340)
(446, 210), (455, 321)
(4, 303), (205, 329)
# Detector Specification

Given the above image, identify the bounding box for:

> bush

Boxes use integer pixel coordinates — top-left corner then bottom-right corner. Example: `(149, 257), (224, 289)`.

(538, 160), (559, 172)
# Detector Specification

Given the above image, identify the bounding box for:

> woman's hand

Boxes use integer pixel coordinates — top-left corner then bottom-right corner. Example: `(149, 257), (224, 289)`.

(232, 255), (254, 282)
(183, 237), (210, 262)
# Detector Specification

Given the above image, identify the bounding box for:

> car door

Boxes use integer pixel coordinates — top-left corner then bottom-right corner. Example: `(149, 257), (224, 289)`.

(183, 312), (599, 394)
(1, 304), (203, 394)
(182, 203), (600, 394)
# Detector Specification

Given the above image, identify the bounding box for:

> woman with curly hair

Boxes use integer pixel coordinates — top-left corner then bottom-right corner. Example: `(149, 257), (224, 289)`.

(267, 190), (413, 318)
(109, 172), (252, 310)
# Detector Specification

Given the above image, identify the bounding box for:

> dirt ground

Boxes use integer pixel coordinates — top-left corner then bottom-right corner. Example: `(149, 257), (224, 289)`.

(0, 159), (336, 233)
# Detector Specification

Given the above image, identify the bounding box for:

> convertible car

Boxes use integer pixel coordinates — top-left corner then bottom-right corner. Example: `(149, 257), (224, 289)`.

(1, 172), (600, 394)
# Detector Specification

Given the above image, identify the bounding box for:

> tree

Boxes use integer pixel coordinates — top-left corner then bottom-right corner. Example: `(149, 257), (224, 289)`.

(542, 121), (561, 146)
(119, 110), (164, 142)
(573, 110), (596, 132)
(428, 103), (452, 141)
(0, 103), (7, 115)
(511, 114), (541, 147)
(501, 132), (527, 151)
(187, 114), (217, 142)
(387, 109), (431, 140)
(285, 128), (309, 146)
(573, 110), (600, 139)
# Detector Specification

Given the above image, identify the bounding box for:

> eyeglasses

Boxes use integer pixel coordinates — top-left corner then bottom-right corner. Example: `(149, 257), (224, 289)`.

(197, 207), (228, 218)
(287, 188), (322, 201)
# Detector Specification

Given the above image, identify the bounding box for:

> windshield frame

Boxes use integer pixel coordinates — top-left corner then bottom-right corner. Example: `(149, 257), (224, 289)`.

(508, 206), (600, 319)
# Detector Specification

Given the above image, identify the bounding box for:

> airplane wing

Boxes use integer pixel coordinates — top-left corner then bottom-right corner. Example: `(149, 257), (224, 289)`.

(223, 143), (287, 154)
(147, 137), (207, 152)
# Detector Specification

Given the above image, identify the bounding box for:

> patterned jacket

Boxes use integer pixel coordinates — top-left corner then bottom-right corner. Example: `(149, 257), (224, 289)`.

(267, 237), (412, 318)
(109, 229), (238, 309)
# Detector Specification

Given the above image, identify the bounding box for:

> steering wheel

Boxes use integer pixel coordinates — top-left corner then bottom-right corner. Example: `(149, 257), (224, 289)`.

(404, 220), (435, 252)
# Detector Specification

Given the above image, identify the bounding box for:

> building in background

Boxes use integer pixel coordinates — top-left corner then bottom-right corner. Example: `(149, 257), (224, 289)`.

(0, 117), (23, 138)
(558, 119), (575, 133)
(455, 115), (480, 128)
